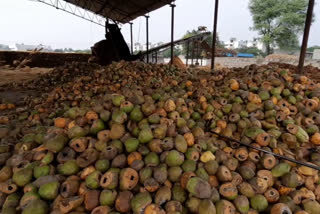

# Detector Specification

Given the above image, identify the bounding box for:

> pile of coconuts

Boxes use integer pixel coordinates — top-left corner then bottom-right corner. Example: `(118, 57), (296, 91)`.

(1, 61), (320, 214)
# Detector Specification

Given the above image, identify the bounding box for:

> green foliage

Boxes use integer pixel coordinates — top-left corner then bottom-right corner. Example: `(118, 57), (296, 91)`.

(249, 0), (310, 54)
(73, 49), (91, 54)
(307, 46), (320, 52)
(54, 49), (64, 53)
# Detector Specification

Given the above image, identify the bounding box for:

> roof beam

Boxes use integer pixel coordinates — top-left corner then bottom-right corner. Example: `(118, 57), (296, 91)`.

(96, 0), (111, 14)
(119, 0), (174, 23)
(95, 0), (133, 21)
(42, 0), (175, 23)
(35, 0), (105, 27)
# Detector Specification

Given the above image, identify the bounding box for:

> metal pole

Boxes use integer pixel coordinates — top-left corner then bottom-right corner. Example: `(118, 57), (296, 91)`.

(298, 0), (314, 73)
(130, 22), (133, 54)
(145, 15), (150, 63)
(211, 0), (219, 70)
(191, 41), (195, 66)
(170, 3), (176, 64)
(155, 52), (158, 64)
(105, 19), (108, 39)
(186, 41), (190, 66)
(195, 40), (199, 66)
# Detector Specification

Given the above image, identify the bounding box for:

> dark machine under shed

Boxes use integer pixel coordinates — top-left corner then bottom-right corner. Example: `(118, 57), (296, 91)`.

(35, 0), (315, 72)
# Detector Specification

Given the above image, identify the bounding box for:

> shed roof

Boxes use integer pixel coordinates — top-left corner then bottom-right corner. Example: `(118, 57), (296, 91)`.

(65, 0), (174, 23)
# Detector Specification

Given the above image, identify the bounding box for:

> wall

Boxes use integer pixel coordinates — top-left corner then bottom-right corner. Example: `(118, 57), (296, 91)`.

(1, 51), (319, 69)
(313, 49), (320, 60)
(0, 51), (90, 68)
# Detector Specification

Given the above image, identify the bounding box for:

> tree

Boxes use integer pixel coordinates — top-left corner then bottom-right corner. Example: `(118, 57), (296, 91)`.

(249, 0), (310, 54)
(73, 49), (91, 54)
(54, 49), (64, 53)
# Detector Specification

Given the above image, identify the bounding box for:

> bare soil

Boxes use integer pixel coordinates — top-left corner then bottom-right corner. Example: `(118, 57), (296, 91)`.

(0, 66), (52, 104)
(0, 66), (52, 86)
(0, 61), (319, 106)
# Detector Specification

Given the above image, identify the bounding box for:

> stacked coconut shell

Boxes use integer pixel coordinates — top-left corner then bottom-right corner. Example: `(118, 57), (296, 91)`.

(0, 61), (320, 214)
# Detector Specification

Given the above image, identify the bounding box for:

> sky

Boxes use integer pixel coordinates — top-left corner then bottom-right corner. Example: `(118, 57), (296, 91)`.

(0, 0), (319, 50)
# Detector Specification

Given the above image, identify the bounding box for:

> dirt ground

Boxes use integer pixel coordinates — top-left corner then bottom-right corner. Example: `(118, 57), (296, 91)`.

(0, 66), (52, 86)
(1, 60), (319, 106)
(0, 66), (52, 105)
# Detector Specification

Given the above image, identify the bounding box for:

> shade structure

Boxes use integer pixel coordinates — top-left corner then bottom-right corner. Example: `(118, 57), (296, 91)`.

(65, 0), (174, 23)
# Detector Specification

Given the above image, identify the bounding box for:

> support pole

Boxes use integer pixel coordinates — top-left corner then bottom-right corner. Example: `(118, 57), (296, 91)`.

(191, 41), (195, 66)
(298, 0), (314, 73)
(130, 22), (133, 54)
(153, 52), (156, 63)
(105, 19), (108, 39)
(145, 15), (150, 63)
(170, 3), (176, 64)
(186, 41), (190, 66)
(195, 40), (199, 66)
(211, 0), (219, 70)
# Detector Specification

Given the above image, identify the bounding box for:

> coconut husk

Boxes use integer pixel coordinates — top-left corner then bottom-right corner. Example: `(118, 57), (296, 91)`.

(169, 56), (186, 70)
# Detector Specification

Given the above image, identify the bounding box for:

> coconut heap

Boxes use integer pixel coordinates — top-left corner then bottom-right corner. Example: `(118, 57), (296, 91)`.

(0, 61), (320, 214)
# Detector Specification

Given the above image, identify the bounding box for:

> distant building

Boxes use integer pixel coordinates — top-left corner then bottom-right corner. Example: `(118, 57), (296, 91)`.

(224, 37), (265, 52)
(12, 43), (52, 52)
(142, 43), (152, 51)
(0, 44), (11, 51)
(247, 38), (265, 51)
(134, 42), (143, 52)
(238, 40), (248, 49)
(313, 49), (320, 60)
(224, 38), (238, 49)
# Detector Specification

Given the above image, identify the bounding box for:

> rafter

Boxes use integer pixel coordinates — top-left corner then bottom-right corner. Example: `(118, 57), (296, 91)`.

(33, 0), (106, 27)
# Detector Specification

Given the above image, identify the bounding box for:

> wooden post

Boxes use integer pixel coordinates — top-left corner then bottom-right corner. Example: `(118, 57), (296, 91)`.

(211, 0), (219, 70)
(170, 3), (176, 64)
(298, 0), (315, 73)
(130, 22), (133, 54)
(145, 15), (150, 63)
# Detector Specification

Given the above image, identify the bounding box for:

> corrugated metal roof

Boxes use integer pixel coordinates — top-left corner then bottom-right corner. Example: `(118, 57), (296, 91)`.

(65, 0), (174, 23)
